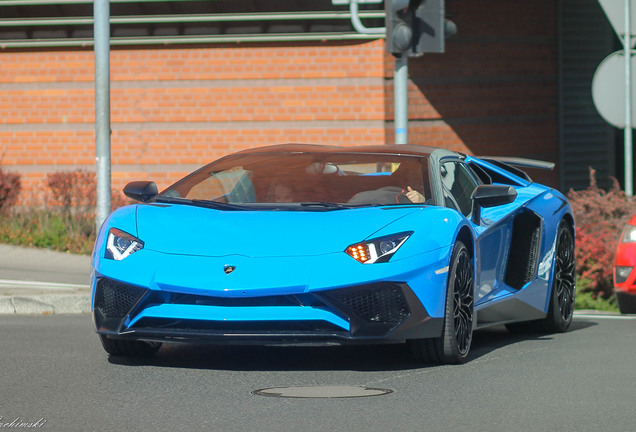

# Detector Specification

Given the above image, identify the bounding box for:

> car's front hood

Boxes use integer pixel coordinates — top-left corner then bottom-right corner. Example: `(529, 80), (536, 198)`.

(135, 203), (421, 258)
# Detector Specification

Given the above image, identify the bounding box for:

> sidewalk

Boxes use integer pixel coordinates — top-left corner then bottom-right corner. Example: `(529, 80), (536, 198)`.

(0, 243), (91, 314)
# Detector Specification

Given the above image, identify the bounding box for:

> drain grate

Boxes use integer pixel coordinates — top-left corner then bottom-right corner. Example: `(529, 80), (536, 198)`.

(252, 385), (393, 399)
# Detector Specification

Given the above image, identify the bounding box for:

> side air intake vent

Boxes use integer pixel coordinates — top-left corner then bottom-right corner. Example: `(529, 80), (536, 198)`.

(505, 212), (542, 289)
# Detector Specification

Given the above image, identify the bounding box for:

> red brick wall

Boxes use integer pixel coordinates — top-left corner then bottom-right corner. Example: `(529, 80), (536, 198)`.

(0, 40), (386, 204)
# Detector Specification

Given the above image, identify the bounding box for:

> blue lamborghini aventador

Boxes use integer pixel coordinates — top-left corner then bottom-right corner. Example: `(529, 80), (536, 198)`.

(91, 144), (576, 364)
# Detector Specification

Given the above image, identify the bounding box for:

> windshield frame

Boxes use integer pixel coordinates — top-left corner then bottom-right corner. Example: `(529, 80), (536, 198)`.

(155, 151), (432, 211)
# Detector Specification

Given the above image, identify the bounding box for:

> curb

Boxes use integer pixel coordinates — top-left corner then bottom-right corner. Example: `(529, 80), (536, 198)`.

(0, 294), (91, 315)
(573, 309), (621, 316)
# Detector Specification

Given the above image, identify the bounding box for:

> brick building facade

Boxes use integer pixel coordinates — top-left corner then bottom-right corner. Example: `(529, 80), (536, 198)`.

(2, 40), (387, 203)
(0, 0), (618, 205)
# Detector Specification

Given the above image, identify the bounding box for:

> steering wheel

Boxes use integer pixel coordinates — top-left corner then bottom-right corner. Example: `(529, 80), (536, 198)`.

(376, 186), (411, 204)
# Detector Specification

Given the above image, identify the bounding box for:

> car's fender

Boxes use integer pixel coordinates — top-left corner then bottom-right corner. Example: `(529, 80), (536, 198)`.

(369, 205), (471, 263)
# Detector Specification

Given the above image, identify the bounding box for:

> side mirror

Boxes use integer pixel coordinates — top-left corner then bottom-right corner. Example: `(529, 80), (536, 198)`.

(123, 181), (158, 203)
(471, 184), (517, 224)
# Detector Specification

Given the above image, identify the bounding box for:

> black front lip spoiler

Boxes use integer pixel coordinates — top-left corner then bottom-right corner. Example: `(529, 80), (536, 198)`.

(96, 318), (444, 346)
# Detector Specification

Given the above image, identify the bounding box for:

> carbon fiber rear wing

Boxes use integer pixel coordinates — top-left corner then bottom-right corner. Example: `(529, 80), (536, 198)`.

(481, 156), (555, 171)
(472, 156), (555, 184)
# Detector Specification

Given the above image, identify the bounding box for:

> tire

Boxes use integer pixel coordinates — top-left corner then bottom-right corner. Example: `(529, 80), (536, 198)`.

(506, 220), (575, 334)
(410, 241), (474, 364)
(616, 292), (636, 314)
(99, 334), (162, 358)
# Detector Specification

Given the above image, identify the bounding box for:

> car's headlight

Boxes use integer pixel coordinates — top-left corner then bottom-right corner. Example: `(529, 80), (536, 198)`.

(622, 225), (636, 243)
(345, 232), (412, 264)
(615, 266), (633, 283)
(105, 228), (144, 261)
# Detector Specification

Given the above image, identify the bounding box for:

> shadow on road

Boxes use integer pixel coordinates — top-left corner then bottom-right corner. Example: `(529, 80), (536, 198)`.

(107, 319), (598, 371)
(467, 319), (598, 361)
(110, 342), (422, 372)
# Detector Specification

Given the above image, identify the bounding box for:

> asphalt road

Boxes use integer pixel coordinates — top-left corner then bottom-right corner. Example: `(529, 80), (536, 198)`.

(0, 314), (634, 432)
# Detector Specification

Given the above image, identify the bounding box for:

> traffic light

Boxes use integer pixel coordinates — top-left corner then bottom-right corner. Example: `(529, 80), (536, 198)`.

(411, 0), (456, 55)
(385, 0), (422, 55)
(385, 0), (456, 56)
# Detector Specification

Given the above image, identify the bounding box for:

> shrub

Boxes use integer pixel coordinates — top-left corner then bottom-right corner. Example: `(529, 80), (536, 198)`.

(0, 165), (21, 213)
(567, 168), (636, 300)
(46, 170), (131, 214)
(46, 170), (96, 214)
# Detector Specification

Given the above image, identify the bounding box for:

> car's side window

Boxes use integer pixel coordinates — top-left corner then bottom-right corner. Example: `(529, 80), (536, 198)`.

(440, 161), (479, 216)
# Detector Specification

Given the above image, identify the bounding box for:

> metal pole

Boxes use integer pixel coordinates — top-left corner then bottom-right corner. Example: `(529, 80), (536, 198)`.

(394, 55), (408, 144)
(625, 0), (633, 196)
(349, 0), (385, 34)
(94, 0), (112, 229)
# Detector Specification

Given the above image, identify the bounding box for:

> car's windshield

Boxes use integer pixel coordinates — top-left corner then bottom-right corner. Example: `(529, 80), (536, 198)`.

(158, 152), (432, 209)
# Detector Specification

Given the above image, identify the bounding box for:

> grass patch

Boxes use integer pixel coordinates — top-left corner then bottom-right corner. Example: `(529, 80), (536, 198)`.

(0, 210), (95, 255)
(575, 278), (619, 312)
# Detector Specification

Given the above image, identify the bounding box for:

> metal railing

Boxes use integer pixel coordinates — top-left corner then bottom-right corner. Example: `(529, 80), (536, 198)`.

(0, 1), (386, 48)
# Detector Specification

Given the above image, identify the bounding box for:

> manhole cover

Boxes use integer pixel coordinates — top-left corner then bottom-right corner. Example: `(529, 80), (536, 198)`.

(252, 385), (393, 399)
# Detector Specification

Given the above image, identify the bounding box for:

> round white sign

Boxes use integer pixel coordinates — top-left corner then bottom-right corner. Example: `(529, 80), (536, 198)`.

(592, 50), (636, 129)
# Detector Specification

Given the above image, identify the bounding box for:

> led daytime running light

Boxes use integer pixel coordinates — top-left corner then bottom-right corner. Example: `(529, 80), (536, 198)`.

(345, 232), (412, 264)
(105, 228), (144, 261)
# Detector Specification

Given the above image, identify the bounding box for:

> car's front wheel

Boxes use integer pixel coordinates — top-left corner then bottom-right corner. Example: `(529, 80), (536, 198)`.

(99, 334), (162, 358)
(410, 241), (474, 364)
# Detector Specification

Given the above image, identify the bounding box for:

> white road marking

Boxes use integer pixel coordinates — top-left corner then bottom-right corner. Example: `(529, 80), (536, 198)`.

(574, 313), (636, 320)
(0, 279), (88, 291)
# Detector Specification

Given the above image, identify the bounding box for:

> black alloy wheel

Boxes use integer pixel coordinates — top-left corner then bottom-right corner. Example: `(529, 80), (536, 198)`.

(545, 221), (576, 332)
(410, 241), (474, 364)
(451, 245), (474, 356)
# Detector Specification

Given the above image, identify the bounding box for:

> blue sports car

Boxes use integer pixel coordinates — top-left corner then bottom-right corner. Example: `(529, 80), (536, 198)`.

(91, 144), (576, 364)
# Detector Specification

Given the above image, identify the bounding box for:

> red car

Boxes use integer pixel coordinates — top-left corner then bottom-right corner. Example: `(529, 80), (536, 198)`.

(614, 215), (636, 314)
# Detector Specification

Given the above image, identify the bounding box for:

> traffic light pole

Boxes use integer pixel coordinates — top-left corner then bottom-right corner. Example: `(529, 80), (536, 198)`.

(384, 0), (454, 145)
(394, 55), (408, 144)
(625, 0), (633, 196)
(94, 0), (112, 230)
